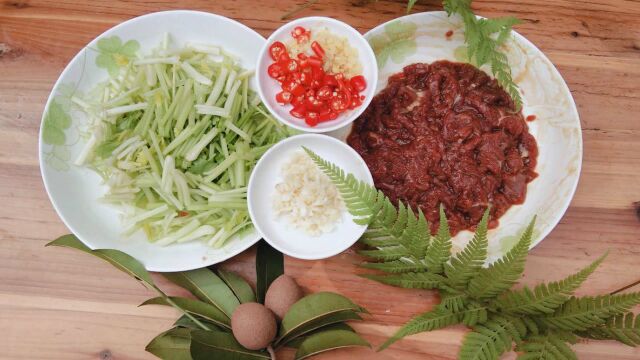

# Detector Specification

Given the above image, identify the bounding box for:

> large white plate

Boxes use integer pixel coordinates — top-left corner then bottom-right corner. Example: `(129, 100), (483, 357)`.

(39, 11), (266, 272)
(329, 12), (582, 262)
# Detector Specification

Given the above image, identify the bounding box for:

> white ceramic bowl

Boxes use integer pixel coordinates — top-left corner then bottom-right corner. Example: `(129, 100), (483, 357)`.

(256, 17), (378, 133)
(247, 134), (373, 259)
(39, 10), (267, 272)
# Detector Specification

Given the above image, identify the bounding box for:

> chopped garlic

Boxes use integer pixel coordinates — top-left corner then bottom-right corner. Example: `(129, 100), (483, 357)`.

(272, 151), (344, 236)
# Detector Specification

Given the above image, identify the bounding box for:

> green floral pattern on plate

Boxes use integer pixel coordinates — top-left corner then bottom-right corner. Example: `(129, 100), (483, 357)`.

(95, 36), (140, 76)
(42, 99), (74, 171)
(368, 20), (418, 69)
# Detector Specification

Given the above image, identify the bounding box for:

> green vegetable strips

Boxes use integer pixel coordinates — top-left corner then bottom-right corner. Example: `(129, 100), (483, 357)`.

(75, 36), (293, 247)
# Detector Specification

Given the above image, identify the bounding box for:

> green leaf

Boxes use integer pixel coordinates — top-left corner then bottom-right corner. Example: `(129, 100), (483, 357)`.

(467, 217), (536, 299)
(577, 312), (640, 346)
(190, 330), (270, 360)
(424, 205), (452, 274)
(285, 323), (354, 349)
(294, 329), (370, 360)
(279, 310), (362, 347)
(493, 253), (607, 315)
(217, 269), (256, 304)
(540, 293), (640, 331)
(445, 208), (490, 289)
(164, 269), (239, 318)
(46, 234), (155, 289)
(277, 292), (365, 346)
(174, 315), (225, 331)
(358, 246), (407, 261)
(255, 240), (284, 304)
(380, 306), (460, 350)
(360, 259), (429, 273)
(141, 296), (231, 330)
(360, 272), (445, 289)
(406, 0), (418, 12)
(516, 334), (577, 360)
(145, 327), (191, 360)
(459, 317), (522, 360)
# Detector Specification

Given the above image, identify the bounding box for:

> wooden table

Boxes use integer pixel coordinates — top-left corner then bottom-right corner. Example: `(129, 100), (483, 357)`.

(2, 1), (639, 359)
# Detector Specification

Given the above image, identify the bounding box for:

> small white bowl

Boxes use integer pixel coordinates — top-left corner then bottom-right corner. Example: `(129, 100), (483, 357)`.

(256, 17), (378, 133)
(247, 134), (373, 260)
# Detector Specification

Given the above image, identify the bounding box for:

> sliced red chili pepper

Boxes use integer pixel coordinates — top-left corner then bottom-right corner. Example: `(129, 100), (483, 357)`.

(292, 26), (307, 38)
(305, 96), (324, 111)
(349, 95), (362, 109)
(290, 105), (306, 119)
(306, 56), (323, 68)
(291, 94), (305, 106)
(350, 75), (367, 92)
(328, 111), (338, 120)
(299, 72), (312, 86)
(310, 79), (322, 90)
(330, 98), (348, 112)
(284, 59), (299, 73)
(305, 89), (315, 98)
(289, 83), (305, 97)
(305, 111), (319, 126)
(275, 75), (287, 84)
(311, 41), (325, 59)
(267, 63), (285, 78)
(275, 91), (293, 104)
(322, 74), (338, 87)
(277, 51), (290, 63)
(312, 66), (325, 81)
(316, 85), (332, 101)
(269, 41), (287, 61)
(335, 73), (345, 81)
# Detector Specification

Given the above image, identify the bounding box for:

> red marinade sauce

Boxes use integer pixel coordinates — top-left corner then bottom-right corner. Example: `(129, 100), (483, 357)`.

(526, 115), (537, 122)
(347, 61), (539, 235)
(445, 30), (454, 38)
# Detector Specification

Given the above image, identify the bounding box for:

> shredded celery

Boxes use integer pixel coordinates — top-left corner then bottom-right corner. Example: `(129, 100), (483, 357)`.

(76, 37), (293, 247)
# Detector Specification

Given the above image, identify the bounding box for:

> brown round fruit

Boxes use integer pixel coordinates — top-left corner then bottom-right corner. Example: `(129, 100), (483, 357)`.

(231, 302), (277, 350)
(265, 274), (303, 320)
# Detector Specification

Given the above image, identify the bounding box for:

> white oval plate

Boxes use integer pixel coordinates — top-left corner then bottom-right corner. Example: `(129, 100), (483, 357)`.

(39, 11), (266, 272)
(329, 12), (582, 262)
(247, 134), (374, 259)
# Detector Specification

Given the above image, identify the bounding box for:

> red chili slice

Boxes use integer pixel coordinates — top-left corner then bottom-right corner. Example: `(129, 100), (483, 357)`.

(275, 91), (292, 104)
(311, 41), (325, 58)
(284, 59), (299, 73)
(290, 105), (306, 119)
(306, 56), (323, 68)
(316, 86), (332, 101)
(349, 95), (362, 109)
(291, 94), (305, 106)
(322, 74), (338, 87)
(312, 66), (325, 81)
(269, 41), (287, 61)
(350, 75), (367, 92)
(305, 96), (324, 111)
(299, 72), (312, 86)
(277, 51), (290, 63)
(305, 111), (320, 126)
(292, 26), (307, 38)
(267, 63), (285, 78)
(289, 83), (305, 97)
(330, 98), (348, 112)
(310, 79), (322, 90)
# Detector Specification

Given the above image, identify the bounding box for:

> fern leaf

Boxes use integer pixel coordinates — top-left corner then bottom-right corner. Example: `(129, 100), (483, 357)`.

(400, 207), (430, 258)
(361, 272), (446, 289)
(493, 253), (607, 315)
(424, 205), (452, 274)
(467, 217), (536, 299)
(577, 312), (640, 346)
(459, 317), (521, 360)
(358, 246), (408, 261)
(441, 292), (467, 313)
(541, 293), (640, 331)
(516, 334), (577, 360)
(360, 259), (429, 274)
(379, 306), (460, 350)
(444, 208), (490, 289)
(462, 302), (489, 327)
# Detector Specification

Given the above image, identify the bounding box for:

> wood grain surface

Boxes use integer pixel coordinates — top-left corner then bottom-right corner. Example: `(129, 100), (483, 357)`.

(1, 0), (640, 359)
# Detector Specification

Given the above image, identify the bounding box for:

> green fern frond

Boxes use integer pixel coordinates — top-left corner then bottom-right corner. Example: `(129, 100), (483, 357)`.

(516, 334), (577, 360)
(459, 316), (521, 360)
(577, 312), (640, 346)
(360, 259), (429, 274)
(444, 208), (490, 289)
(304, 147), (377, 225)
(400, 206), (430, 258)
(424, 205), (453, 274)
(361, 272), (446, 289)
(360, 229), (399, 248)
(441, 292), (468, 313)
(540, 293), (640, 331)
(462, 302), (489, 327)
(493, 253), (607, 315)
(358, 247), (408, 261)
(467, 217), (536, 299)
(379, 306), (460, 350)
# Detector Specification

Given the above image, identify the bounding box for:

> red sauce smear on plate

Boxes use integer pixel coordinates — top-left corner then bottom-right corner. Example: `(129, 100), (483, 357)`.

(445, 30), (454, 38)
(526, 115), (537, 122)
(347, 61), (539, 235)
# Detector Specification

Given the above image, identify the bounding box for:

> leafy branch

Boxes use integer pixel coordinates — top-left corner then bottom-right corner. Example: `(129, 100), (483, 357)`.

(47, 236), (369, 359)
(306, 148), (640, 360)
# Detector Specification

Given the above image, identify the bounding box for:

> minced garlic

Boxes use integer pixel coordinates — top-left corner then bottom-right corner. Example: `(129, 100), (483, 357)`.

(272, 151), (344, 236)
(287, 27), (362, 78)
